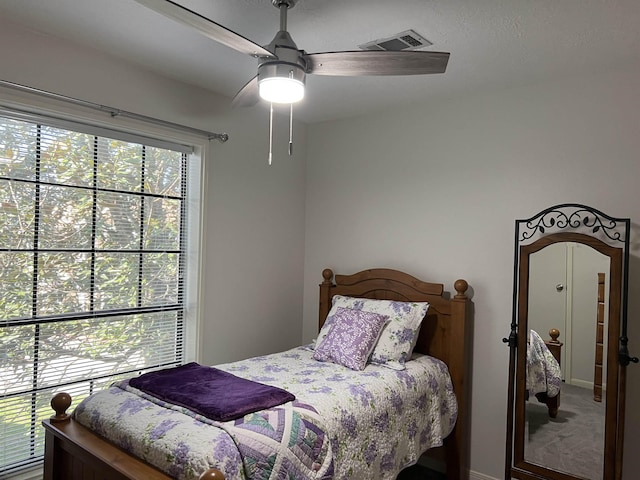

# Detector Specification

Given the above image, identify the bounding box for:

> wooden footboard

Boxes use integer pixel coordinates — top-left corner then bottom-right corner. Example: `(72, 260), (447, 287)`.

(543, 328), (563, 418)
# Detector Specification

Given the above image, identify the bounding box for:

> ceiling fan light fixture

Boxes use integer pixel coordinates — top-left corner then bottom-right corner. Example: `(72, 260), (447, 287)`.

(259, 76), (305, 103)
(135, 0), (450, 162)
(258, 62), (306, 103)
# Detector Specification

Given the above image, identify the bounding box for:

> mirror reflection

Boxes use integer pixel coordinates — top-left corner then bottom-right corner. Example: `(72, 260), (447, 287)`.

(524, 242), (609, 479)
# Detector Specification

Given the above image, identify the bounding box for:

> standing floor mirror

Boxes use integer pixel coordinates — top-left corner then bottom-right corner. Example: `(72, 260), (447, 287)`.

(505, 204), (637, 480)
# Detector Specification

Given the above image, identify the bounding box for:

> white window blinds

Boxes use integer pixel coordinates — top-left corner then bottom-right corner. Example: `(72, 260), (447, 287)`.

(0, 115), (189, 474)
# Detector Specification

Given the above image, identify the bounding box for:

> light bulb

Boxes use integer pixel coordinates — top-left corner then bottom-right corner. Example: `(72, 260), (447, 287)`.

(259, 77), (305, 104)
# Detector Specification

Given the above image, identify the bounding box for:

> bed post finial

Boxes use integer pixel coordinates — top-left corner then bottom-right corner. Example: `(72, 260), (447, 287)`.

(199, 468), (226, 480)
(322, 268), (333, 284)
(50, 392), (72, 423)
(454, 279), (468, 298)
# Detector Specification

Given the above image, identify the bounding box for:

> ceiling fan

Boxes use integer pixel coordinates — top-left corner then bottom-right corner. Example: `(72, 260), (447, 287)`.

(134, 0), (450, 107)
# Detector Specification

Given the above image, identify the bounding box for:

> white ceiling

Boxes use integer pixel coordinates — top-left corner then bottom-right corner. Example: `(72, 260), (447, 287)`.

(1, 0), (639, 124)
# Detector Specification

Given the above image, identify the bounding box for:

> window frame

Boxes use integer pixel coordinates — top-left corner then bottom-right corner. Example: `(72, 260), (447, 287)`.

(0, 94), (205, 476)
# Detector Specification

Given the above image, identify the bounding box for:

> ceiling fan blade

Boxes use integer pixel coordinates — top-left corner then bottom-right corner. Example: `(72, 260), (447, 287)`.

(134, 0), (275, 58)
(304, 51), (450, 76)
(231, 76), (260, 108)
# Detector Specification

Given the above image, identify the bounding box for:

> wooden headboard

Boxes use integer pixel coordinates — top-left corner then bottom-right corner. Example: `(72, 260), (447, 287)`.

(319, 268), (472, 480)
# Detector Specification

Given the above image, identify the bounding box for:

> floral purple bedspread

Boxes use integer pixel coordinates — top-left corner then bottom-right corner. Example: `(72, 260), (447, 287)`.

(73, 346), (457, 480)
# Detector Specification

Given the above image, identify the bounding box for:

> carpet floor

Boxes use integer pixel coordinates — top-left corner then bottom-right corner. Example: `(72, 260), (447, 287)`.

(524, 382), (605, 479)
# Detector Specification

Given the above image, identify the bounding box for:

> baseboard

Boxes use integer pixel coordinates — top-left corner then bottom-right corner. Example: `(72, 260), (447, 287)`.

(469, 470), (500, 480)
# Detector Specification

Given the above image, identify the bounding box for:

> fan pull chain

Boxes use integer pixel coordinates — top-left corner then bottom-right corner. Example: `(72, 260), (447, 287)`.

(289, 103), (293, 156)
(268, 102), (274, 165)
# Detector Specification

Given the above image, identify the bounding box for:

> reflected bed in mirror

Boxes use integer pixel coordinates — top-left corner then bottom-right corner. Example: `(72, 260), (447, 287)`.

(504, 204), (637, 480)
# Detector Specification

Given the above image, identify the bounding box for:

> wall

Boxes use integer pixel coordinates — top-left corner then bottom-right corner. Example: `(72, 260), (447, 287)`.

(303, 67), (640, 479)
(0, 18), (308, 365)
(571, 244), (611, 388)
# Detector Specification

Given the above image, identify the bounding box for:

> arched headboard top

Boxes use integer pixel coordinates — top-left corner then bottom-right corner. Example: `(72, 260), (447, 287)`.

(319, 268), (468, 334)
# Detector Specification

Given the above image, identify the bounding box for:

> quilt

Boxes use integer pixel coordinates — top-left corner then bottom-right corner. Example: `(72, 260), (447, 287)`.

(74, 379), (332, 480)
(527, 329), (562, 397)
(73, 345), (457, 480)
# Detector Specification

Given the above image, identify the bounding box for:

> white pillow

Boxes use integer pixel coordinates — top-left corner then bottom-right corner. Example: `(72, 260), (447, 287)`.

(316, 295), (429, 370)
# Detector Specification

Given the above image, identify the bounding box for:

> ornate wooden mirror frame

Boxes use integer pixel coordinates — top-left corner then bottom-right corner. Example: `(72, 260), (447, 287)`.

(504, 204), (637, 480)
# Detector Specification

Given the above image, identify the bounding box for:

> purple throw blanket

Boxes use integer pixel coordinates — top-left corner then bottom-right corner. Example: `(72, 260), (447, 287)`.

(129, 362), (295, 422)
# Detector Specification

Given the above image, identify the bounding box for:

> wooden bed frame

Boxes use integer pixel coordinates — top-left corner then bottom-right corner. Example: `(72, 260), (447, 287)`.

(43, 268), (472, 480)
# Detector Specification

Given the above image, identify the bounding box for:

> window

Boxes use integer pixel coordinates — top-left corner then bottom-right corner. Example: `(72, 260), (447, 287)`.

(0, 114), (195, 474)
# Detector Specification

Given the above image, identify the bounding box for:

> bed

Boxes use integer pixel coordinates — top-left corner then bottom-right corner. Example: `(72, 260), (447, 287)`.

(526, 329), (562, 418)
(42, 268), (472, 480)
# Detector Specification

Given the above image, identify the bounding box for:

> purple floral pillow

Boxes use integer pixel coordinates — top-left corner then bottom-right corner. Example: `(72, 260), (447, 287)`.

(316, 296), (429, 370)
(313, 307), (389, 371)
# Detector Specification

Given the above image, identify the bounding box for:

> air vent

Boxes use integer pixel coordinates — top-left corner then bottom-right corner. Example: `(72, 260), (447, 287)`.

(358, 29), (433, 52)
